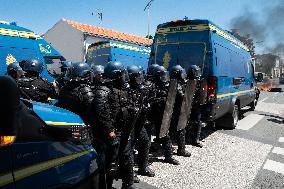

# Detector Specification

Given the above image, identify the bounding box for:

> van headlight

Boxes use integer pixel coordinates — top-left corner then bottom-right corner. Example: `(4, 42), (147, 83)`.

(69, 125), (92, 144)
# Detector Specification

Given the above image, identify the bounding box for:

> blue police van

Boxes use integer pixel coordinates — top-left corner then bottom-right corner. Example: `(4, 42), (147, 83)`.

(0, 22), (104, 188)
(0, 21), (64, 82)
(86, 40), (151, 71)
(0, 99), (103, 189)
(150, 19), (259, 128)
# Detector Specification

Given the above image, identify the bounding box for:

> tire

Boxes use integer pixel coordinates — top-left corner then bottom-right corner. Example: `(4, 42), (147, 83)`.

(218, 104), (239, 129)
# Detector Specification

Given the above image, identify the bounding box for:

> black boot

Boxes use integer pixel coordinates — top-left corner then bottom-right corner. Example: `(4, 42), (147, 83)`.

(162, 135), (179, 165)
(192, 141), (203, 148)
(138, 166), (155, 177)
(164, 157), (180, 165)
(121, 184), (136, 189)
(192, 122), (203, 148)
(177, 148), (191, 157)
(121, 166), (136, 189)
(133, 172), (140, 183)
(176, 129), (191, 157)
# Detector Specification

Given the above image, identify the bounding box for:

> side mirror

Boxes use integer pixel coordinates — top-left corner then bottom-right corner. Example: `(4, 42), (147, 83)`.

(0, 76), (20, 147)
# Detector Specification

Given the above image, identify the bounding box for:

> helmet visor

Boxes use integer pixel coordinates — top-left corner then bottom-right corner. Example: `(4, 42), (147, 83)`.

(159, 71), (169, 82)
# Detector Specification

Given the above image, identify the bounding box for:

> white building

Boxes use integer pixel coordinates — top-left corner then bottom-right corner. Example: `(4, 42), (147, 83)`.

(43, 18), (151, 62)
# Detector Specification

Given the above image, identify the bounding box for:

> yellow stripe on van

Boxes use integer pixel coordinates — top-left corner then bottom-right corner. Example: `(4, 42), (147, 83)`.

(217, 89), (255, 99)
(208, 24), (249, 51)
(45, 121), (85, 126)
(0, 149), (93, 187)
(0, 28), (42, 39)
(155, 24), (249, 51)
(0, 172), (14, 187)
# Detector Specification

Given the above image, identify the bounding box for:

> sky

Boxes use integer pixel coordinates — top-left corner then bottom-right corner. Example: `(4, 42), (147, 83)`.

(0, 0), (267, 47)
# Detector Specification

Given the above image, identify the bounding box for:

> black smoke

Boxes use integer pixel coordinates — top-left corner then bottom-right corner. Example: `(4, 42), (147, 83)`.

(230, 1), (284, 54)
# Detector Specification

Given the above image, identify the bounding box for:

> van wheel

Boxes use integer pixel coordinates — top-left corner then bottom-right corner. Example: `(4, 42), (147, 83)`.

(249, 99), (257, 111)
(222, 104), (239, 129)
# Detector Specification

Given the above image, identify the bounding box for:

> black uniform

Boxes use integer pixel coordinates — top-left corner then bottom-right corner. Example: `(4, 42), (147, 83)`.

(187, 80), (203, 147)
(169, 80), (191, 156)
(130, 83), (154, 176)
(17, 76), (57, 103)
(57, 80), (94, 125)
(186, 65), (205, 148)
(111, 84), (138, 189)
(150, 81), (178, 164)
(91, 82), (117, 189)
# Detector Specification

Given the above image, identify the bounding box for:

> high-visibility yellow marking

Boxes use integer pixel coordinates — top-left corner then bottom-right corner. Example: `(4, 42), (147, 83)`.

(217, 89), (255, 98)
(88, 42), (150, 54)
(45, 121), (85, 126)
(14, 149), (93, 181)
(156, 24), (209, 34)
(208, 24), (249, 51)
(0, 27), (42, 39)
(0, 149), (94, 187)
(155, 23), (249, 51)
(0, 172), (14, 187)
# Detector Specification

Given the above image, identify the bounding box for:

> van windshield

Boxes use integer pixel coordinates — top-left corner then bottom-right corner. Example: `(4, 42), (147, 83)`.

(154, 38), (206, 70)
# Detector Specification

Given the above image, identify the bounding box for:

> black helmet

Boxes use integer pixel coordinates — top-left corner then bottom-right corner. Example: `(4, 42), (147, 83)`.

(92, 65), (104, 76)
(104, 61), (129, 86)
(170, 65), (187, 80)
(147, 64), (159, 76)
(154, 65), (169, 83)
(127, 65), (144, 86)
(68, 62), (91, 80)
(61, 61), (73, 73)
(91, 64), (104, 83)
(187, 65), (201, 80)
(7, 62), (24, 79)
(19, 59), (43, 74)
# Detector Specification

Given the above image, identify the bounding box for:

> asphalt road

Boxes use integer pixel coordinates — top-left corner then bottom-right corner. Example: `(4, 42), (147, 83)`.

(114, 85), (284, 189)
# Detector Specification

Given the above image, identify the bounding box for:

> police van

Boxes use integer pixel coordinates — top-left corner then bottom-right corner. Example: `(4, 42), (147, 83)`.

(0, 76), (103, 189)
(0, 21), (64, 82)
(86, 40), (151, 71)
(150, 19), (259, 128)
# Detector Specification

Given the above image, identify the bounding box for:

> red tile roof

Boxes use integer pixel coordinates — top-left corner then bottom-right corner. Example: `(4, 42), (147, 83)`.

(62, 18), (152, 46)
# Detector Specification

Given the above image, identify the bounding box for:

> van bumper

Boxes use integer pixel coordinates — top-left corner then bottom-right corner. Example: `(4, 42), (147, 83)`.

(201, 99), (232, 121)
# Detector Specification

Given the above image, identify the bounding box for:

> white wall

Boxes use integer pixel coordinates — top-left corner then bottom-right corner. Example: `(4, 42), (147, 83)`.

(43, 20), (85, 62)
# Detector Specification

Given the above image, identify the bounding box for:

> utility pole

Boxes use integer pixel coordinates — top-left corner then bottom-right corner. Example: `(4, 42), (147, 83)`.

(144, 0), (155, 45)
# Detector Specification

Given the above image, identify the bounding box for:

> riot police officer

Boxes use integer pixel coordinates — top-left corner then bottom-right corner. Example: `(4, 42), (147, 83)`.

(57, 62), (94, 125)
(56, 61), (73, 88)
(146, 64), (159, 80)
(187, 65), (204, 148)
(89, 64), (117, 189)
(169, 65), (191, 157)
(127, 65), (155, 177)
(150, 65), (179, 165)
(6, 62), (24, 80)
(104, 61), (137, 189)
(17, 59), (57, 103)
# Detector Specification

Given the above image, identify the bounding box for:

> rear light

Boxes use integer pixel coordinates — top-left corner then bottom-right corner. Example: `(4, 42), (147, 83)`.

(207, 76), (217, 103)
(0, 136), (16, 147)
